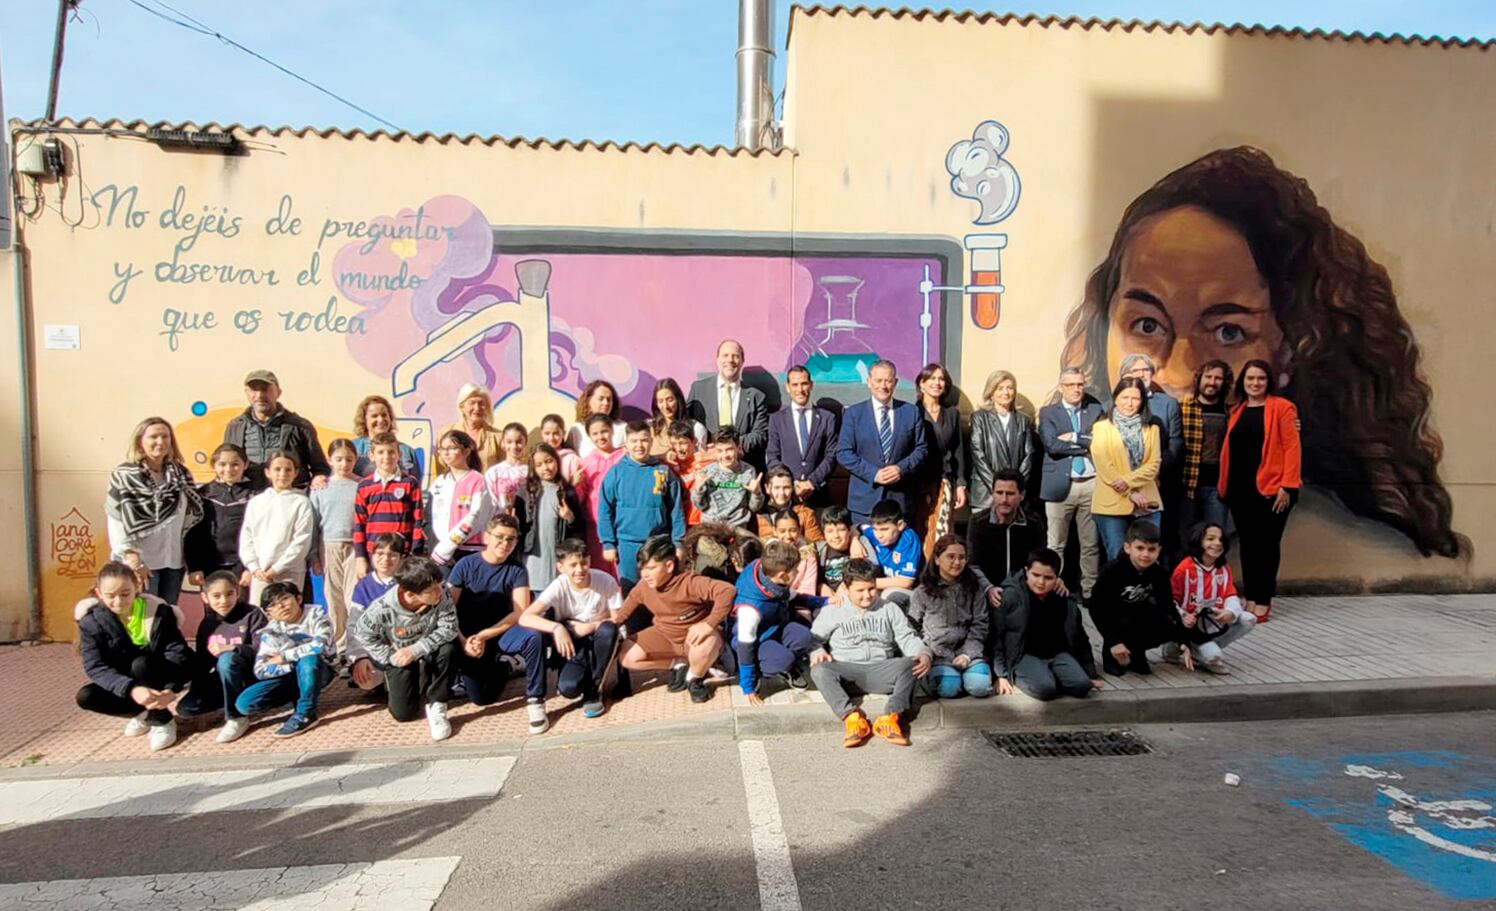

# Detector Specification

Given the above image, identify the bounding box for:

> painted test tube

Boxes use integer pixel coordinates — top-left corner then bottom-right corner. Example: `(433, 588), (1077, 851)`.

(965, 234), (1007, 330)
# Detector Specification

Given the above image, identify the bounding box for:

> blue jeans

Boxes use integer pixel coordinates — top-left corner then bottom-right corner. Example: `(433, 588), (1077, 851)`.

(1095, 511), (1160, 561)
(234, 655), (333, 720)
(177, 650), (256, 718)
(1177, 486), (1230, 544)
(461, 626), (546, 704)
(924, 660), (995, 698)
(553, 622), (622, 701)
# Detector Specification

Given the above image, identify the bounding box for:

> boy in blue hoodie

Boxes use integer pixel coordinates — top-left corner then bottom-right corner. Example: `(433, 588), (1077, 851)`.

(734, 539), (821, 705)
(598, 421), (686, 589)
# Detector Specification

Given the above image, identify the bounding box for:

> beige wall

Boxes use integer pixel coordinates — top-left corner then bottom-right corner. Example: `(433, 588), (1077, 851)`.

(785, 9), (1496, 588)
(10, 9), (1495, 638)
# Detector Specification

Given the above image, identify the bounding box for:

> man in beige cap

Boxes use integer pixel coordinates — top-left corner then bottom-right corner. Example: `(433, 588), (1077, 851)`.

(223, 369), (330, 489)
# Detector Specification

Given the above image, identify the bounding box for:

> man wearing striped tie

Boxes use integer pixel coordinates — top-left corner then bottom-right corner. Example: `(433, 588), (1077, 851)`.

(835, 360), (929, 526)
(1037, 367), (1105, 600)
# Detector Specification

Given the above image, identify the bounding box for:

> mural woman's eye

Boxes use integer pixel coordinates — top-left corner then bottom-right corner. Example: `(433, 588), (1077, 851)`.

(1213, 324), (1247, 345)
(1130, 316), (1165, 337)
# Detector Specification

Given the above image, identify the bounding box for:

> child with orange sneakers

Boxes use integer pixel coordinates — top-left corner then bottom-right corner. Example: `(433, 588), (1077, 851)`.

(808, 558), (931, 747)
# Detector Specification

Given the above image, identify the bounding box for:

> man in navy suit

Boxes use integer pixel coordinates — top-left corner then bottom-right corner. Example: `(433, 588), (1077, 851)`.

(766, 365), (838, 505)
(1039, 367), (1104, 600)
(836, 359), (928, 526)
(687, 339), (770, 468)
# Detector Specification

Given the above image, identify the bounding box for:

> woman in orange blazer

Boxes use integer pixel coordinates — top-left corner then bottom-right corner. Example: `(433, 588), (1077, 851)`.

(1218, 359), (1301, 623)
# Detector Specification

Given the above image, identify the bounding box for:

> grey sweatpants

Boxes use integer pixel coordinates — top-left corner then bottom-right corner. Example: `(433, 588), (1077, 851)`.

(810, 656), (917, 719)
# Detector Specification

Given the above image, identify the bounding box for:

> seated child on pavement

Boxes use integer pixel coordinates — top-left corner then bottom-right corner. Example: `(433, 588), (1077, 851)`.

(519, 537), (624, 719)
(610, 534), (735, 705)
(734, 539), (820, 706)
(809, 559), (932, 748)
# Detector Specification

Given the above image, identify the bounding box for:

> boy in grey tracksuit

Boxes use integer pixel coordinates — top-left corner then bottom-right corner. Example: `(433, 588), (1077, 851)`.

(809, 558), (932, 747)
(351, 557), (459, 739)
(692, 430), (763, 529)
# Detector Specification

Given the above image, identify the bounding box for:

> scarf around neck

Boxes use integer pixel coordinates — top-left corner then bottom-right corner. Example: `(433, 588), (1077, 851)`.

(1113, 412), (1146, 469)
(109, 459), (204, 539)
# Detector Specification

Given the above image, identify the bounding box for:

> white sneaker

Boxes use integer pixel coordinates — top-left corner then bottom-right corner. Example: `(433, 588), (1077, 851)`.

(426, 702), (451, 742)
(122, 712), (150, 737)
(147, 720), (177, 752)
(216, 717), (249, 743)
(525, 698), (549, 735)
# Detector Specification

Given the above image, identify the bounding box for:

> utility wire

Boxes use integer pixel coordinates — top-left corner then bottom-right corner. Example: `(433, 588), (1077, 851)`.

(120, 0), (402, 131)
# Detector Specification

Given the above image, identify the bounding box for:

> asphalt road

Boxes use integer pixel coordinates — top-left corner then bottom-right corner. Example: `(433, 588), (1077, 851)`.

(1, 713), (1493, 910)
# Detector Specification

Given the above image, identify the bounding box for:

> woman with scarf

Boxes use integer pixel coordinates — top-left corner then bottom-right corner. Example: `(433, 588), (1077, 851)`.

(1089, 377), (1162, 559)
(106, 417), (204, 606)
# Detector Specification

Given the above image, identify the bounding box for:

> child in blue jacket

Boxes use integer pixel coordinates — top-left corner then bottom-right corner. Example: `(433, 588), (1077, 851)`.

(598, 421), (686, 587)
(734, 540), (821, 704)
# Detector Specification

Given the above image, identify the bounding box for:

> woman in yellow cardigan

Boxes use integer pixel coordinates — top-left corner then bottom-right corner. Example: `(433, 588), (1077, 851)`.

(1091, 376), (1162, 559)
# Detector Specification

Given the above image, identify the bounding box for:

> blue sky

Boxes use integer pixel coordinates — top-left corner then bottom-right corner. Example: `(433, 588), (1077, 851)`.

(2, 1), (1492, 145)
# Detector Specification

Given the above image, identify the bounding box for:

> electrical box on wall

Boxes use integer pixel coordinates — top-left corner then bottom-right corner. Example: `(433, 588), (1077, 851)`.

(16, 138), (66, 178)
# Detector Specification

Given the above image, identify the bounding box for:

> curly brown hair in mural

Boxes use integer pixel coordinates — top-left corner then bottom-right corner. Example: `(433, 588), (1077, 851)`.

(1061, 146), (1464, 558)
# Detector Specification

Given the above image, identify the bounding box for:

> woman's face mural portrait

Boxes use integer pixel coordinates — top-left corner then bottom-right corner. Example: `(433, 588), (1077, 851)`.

(1062, 146), (1465, 559)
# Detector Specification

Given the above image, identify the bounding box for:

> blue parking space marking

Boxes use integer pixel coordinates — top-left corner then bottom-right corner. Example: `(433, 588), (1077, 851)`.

(1265, 751), (1496, 900)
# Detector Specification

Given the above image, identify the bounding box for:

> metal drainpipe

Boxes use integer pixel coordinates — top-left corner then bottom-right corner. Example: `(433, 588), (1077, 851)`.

(10, 242), (40, 641)
(735, 0), (776, 150)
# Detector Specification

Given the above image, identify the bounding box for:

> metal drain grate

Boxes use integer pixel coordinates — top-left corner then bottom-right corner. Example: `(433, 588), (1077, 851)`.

(982, 729), (1154, 758)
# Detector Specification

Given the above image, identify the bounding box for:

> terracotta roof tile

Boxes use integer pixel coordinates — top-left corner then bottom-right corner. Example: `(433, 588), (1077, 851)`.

(787, 3), (1494, 50)
(10, 117), (794, 156)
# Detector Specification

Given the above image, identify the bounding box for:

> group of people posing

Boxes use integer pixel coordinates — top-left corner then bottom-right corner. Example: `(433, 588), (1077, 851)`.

(82, 341), (1299, 751)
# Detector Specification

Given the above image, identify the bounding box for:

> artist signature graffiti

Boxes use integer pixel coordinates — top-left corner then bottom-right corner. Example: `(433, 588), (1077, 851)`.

(49, 507), (98, 579)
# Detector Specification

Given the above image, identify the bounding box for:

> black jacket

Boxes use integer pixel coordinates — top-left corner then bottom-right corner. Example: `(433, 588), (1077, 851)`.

(514, 484), (582, 558)
(193, 601), (267, 671)
(223, 406), (330, 490)
(967, 506), (1045, 585)
(991, 572), (1098, 679)
(78, 601), (193, 698)
(185, 479), (256, 573)
(968, 408), (1036, 511)
(1089, 556), (1195, 647)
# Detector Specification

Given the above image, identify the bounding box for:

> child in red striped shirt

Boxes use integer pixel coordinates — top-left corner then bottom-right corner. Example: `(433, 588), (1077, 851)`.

(354, 432), (424, 578)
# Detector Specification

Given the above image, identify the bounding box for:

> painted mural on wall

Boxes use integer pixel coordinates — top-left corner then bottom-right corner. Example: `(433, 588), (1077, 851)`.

(50, 123), (1465, 576)
(332, 201), (954, 430)
(944, 119), (1020, 330)
(1059, 146), (1463, 558)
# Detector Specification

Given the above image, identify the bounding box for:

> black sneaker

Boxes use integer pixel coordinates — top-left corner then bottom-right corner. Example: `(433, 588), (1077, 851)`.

(1132, 655), (1153, 675)
(687, 677), (713, 703)
(666, 662), (689, 693)
(1102, 654), (1126, 676)
(783, 662), (810, 690)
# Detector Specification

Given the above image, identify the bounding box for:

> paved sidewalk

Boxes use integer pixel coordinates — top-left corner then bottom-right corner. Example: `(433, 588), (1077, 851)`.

(4, 594), (1493, 771)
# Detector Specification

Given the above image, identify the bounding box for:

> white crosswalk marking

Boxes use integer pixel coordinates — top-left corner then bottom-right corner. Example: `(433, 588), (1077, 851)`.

(0, 757), (514, 825)
(0, 856), (462, 910)
(738, 740), (803, 911)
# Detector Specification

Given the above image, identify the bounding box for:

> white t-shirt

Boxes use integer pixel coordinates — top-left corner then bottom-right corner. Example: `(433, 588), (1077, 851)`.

(536, 570), (623, 623)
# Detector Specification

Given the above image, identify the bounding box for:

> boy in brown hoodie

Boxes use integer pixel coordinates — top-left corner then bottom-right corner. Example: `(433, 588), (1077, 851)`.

(611, 535), (735, 704)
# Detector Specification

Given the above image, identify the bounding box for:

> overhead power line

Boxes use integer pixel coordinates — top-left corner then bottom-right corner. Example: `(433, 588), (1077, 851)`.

(121, 0), (402, 131)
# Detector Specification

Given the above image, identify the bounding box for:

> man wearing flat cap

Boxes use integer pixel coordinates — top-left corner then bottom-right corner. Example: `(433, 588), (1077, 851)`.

(223, 369), (330, 490)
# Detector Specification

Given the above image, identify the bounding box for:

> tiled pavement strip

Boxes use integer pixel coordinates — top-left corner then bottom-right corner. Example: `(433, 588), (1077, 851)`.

(2, 594), (1493, 772)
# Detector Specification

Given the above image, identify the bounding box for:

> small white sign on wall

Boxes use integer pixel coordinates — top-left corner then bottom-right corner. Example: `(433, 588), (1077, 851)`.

(43, 324), (80, 350)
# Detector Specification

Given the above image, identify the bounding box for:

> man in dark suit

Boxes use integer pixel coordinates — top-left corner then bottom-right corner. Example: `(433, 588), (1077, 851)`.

(688, 339), (770, 468)
(835, 359), (928, 526)
(1038, 367), (1103, 599)
(766, 365), (837, 505)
